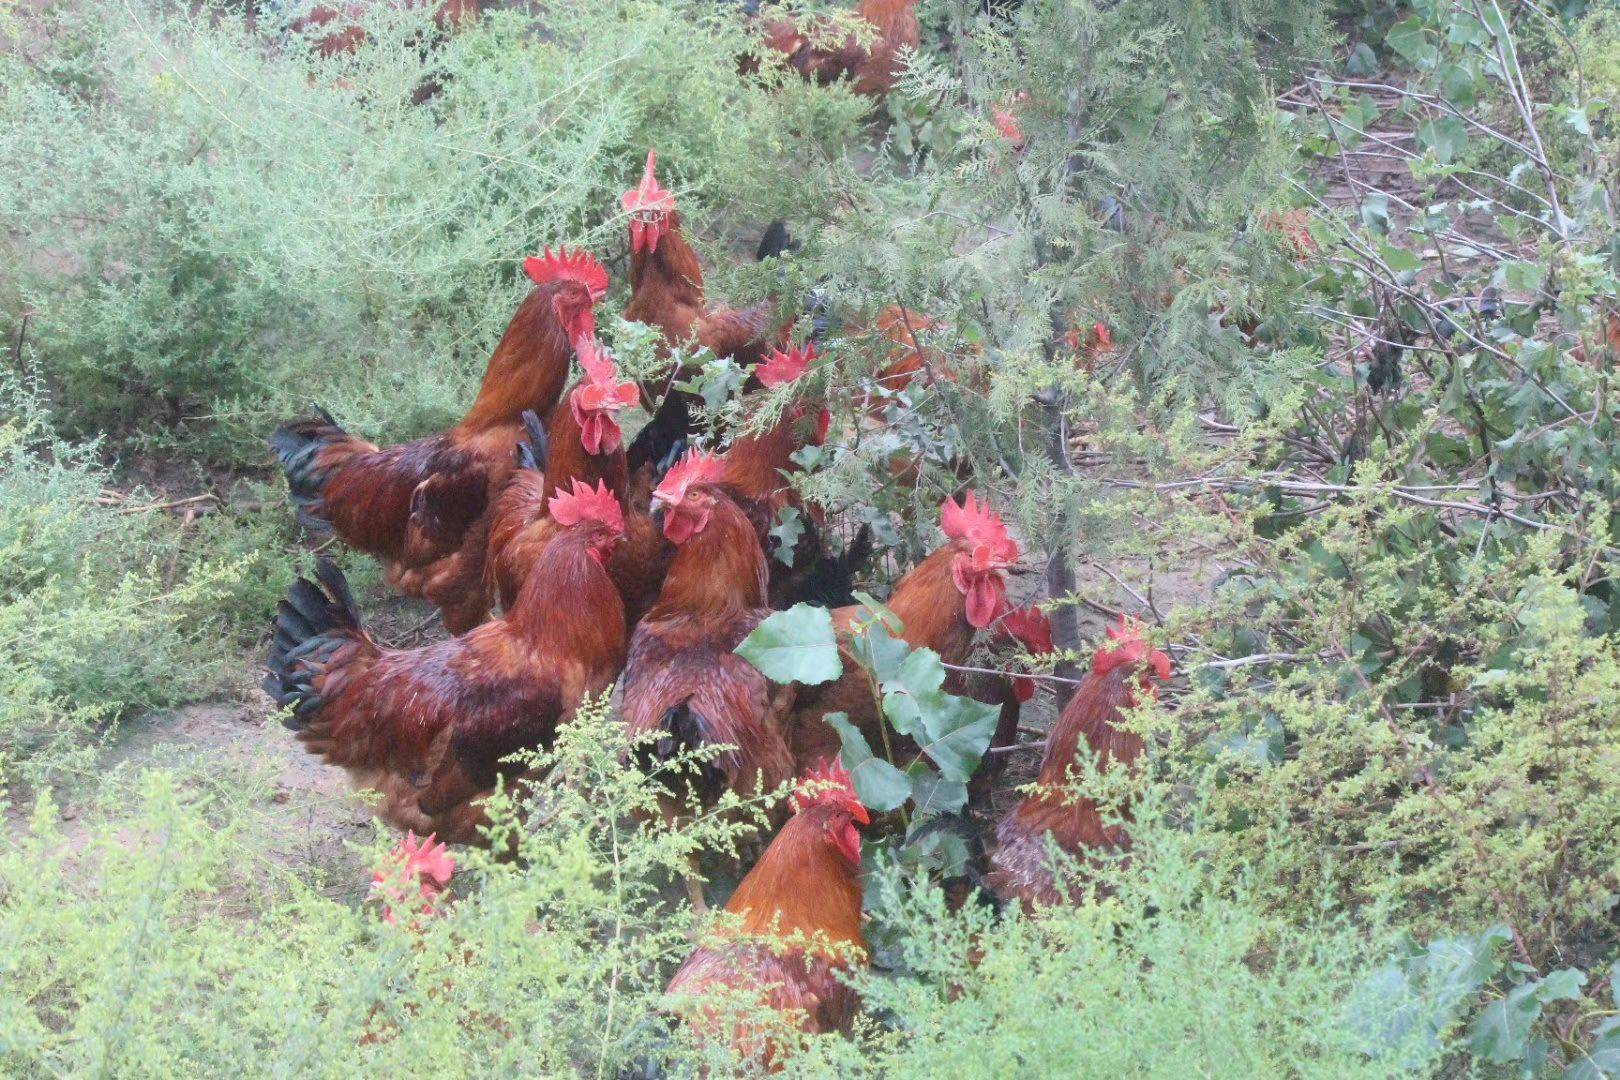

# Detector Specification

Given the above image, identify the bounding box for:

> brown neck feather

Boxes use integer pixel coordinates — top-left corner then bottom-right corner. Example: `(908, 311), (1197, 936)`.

(725, 806), (865, 950)
(507, 528), (627, 669)
(627, 214), (705, 320)
(540, 387), (629, 501)
(649, 495), (767, 619)
(456, 284), (575, 435)
(1036, 668), (1144, 788)
(887, 546), (975, 664)
(720, 416), (803, 501)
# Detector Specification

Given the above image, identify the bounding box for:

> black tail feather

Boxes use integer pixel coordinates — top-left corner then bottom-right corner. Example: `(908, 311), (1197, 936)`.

(515, 410), (549, 472)
(268, 406), (349, 531)
(631, 701), (730, 808)
(784, 522), (872, 609)
(265, 558), (363, 730)
(626, 387), (695, 475)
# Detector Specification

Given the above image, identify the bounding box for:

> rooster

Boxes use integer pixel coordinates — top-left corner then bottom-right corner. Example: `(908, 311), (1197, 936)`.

(621, 152), (784, 475)
(753, 0), (920, 98)
(482, 338), (670, 623)
(270, 247), (608, 633)
(984, 617), (1170, 911)
(622, 450), (797, 815)
(666, 760), (868, 1064)
(786, 492), (1022, 768)
(264, 479), (629, 844)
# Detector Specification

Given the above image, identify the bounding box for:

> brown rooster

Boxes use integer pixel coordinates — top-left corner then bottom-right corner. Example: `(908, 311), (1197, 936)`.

(755, 0), (920, 98)
(984, 617), (1170, 911)
(666, 760), (868, 1064)
(482, 338), (669, 624)
(270, 248), (608, 633)
(622, 450), (797, 815)
(621, 152), (784, 475)
(786, 493), (1021, 767)
(264, 479), (629, 844)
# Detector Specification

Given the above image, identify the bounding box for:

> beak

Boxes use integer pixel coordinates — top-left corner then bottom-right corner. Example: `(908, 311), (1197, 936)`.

(852, 804), (871, 826)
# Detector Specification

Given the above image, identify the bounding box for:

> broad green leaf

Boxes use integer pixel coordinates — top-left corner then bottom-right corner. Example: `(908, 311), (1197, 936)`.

(912, 691), (999, 781)
(1565, 1018), (1620, 1080)
(851, 619), (911, 684)
(1438, 62), (1479, 109)
(1416, 116), (1468, 164)
(1500, 260), (1544, 292)
(736, 604), (842, 684)
(1346, 42), (1377, 77)
(1387, 17), (1437, 66)
(1468, 980), (1547, 1064)
(906, 761), (968, 817)
(880, 646), (949, 737)
(823, 712), (910, 812)
(1361, 192), (1390, 232)
(1379, 242), (1422, 274)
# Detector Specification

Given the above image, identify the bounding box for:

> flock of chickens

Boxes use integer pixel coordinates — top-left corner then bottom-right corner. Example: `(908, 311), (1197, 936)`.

(263, 151), (1171, 1054)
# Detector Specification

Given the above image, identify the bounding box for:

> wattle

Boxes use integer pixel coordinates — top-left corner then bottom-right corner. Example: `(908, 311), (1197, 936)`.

(963, 573), (1006, 630)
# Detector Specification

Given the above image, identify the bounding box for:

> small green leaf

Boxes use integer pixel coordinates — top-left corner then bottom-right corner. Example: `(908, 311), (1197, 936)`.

(824, 712), (911, 812)
(736, 604), (842, 685)
(768, 506), (805, 568)
(1346, 42), (1377, 77)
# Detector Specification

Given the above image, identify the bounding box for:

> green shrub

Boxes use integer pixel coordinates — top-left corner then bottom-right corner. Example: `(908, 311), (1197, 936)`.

(0, 698), (1447, 1077)
(0, 378), (249, 790)
(0, 0), (863, 461)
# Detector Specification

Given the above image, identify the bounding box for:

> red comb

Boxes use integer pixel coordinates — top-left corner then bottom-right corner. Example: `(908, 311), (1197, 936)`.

(653, 448), (727, 505)
(940, 492), (1019, 567)
(574, 336), (636, 400)
(1094, 615), (1171, 684)
(992, 104), (1024, 145)
(523, 246), (609, 303)
(371, 831), (454, 925)
(620, 150), (675, 215)
(548, 479), (625, 535)
(999, 604), (1054, 655)
(754, 342), (816, 388)
(791, 758), (867, 820)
